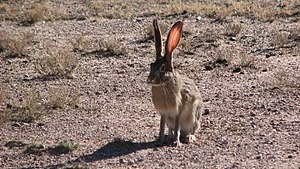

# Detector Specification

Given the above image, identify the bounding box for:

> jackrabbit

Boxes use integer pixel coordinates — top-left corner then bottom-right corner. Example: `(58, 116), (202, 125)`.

(147, 19), (203, 146)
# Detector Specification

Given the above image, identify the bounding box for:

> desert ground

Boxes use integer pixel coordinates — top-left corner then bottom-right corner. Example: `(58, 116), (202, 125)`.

(0, 0), (299, 168)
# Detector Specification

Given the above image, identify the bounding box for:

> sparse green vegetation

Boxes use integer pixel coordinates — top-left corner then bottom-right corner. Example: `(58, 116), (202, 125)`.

(49, 139), (80, 155)
(25, 140), (80, 155)
(24, 143), (45, 154)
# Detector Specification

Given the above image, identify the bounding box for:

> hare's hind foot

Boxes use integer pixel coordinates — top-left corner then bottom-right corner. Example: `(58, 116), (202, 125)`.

(186, 134), (197, 143)
(156, 134), (173, 146)
(180, 134), (197, 144)
(173, 140), (182, 147)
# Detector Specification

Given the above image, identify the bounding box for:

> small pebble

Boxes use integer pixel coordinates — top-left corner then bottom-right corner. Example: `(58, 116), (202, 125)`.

(203, 108), (210, 115)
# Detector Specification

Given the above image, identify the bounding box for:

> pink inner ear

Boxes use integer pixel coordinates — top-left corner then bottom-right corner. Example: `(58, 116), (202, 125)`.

(165, 21), (183, 56)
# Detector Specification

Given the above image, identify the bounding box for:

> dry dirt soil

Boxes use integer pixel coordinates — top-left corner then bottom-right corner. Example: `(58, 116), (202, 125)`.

(0, 0), (300, 169)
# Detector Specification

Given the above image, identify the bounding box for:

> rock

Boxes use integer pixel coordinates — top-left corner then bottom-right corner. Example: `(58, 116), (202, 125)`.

(196, 16), (202, 21)
(128, 159), (135, 165)
(250, 112), (256, 117)
(233, 67), (241, 73)
(203, 109), (210, 115)
(119, 158), (128, 164)
(229, 37), (237, 41)
(205, 65), (213, 71)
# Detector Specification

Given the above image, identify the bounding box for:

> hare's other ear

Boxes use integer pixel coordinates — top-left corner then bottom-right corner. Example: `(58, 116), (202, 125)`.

(165, 21), (183, 69)
(153, 19), (162, 60)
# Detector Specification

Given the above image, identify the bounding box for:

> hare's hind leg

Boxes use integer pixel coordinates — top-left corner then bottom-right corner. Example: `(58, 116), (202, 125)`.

(173, 115), (182, 146)
(167, 127), (174, 141)
(158, 115), (166, 145)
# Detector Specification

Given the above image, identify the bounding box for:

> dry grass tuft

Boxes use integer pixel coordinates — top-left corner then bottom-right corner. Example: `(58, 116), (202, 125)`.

(223, 23), (242, 37)
(289, 27), (300, 42)
(46, 87), (79, 110)
(211, 48), (233, 65)
(0, 86), (9, 126)
(10, 89), (43, 123)
(71, 35), (94, 53)
(235, 52), (257, 69)
(99, 38), (128, 57)
(274, 32), (290, 48)
(144, 22), (169, 40)
(0, 1), (69, 24)
(201, 29), (220, 43)
(25, 3), (48, 24)
(35, 44), (78, 78)
(0, 30), (34, 58)
(7, 86), (79, 124)
(272, 69), (300, 89)
(0, 86), (5, 104)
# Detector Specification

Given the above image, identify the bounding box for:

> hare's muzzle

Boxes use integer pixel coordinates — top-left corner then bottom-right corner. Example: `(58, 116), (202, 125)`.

(147, 77), (153, 84)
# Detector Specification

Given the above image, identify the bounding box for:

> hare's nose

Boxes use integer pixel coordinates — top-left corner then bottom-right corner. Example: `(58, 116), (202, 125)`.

(147, 78), (152, 84)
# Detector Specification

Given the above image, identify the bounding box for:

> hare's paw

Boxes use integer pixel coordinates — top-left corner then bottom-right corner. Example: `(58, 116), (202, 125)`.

(172, 140), (182, 147)
(187, 135), (197, 143)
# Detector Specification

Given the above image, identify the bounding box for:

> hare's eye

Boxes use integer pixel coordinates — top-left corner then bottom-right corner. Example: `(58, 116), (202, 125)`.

(160, 64), (165, 72)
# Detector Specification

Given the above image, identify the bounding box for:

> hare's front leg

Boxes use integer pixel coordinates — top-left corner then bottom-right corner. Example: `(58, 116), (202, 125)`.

(158, 115), (166, 145)
(173, 115), (182, 146)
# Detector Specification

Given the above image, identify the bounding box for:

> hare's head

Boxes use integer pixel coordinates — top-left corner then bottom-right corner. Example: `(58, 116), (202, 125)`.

(147, 19), (183, 86)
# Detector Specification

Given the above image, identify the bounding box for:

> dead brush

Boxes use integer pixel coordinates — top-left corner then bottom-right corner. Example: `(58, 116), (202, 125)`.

(211, 48), (233, 65)
(289, 27), (300, 42)
(236, 52), (257, 68)
(35, 44), (78, 78)
(272, 69), (300, 89)
(0, 86), (9, 126)
(98, 38), (128, 57)
(0, 86), (5, 104)
(71, 35), (93, 53)
(201, 29), (220, 43)
(0, 30), (34, 58)
(10, 90), (43, 123)
(144, 22), (168, 40)
(223, 23), (242, 37)
(46, 87), (79, 109)
(179, 38), (194, 55)
(274, 32), (290, 48)
(232, 52), (257, 72)
(24, 3), (48, 24)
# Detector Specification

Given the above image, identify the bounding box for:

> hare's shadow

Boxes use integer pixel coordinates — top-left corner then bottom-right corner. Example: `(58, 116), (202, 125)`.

(43, 138), (162, 168)
(79, 138), (159, 162)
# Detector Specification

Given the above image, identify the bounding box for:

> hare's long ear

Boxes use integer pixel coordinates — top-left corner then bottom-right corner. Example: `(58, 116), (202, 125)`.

(153, 19), (162, 60)
(165, 21), (183, 70)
